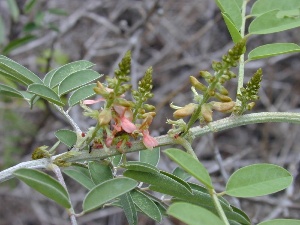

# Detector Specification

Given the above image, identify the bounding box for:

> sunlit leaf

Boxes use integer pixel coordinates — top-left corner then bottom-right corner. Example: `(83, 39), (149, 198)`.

(50, 60), (94, 88)
(164, 148), (213, 188)
(167, 202), (225, 225)
(248, 43), (300, 61)
(119, 192), (137, 225)
(249, 10), (300, 35)
(139, 147), (160, 166)
(131, 190), (162, 222)
(14, 168), (71, 208)
(251, 0), (300, 16)
(226, 164), (293, 197)
(27, 84), (64, 106)
(83, 177), (138, 213)
(63, 166), (95, 190)
(58, 70), (101, 96)
(215, 0), (242, 29)
(68, 83), (96, 107)
(222, 13), (242, 43)
(55, 129), (77, 147)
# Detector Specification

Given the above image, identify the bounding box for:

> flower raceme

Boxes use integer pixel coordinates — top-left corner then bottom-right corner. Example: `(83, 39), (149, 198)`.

(83, 99), (158, 150)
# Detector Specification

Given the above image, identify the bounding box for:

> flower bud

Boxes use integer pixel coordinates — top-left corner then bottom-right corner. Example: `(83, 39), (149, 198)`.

(216, 84), (229, 95)
(144, 104), (156, 111)
(94, 81), (110, 97)
(211, 101), (235, 112)
(114, 98), (134, 107)
(190, 76), (207, 92)
(215, 93), (232, 102)
(98, 108), (112, 125)
(173, 103), (196, 119)
(247, 102), (255, 110)
(199, 71), (212, 79)
(201, 104), (213, 122)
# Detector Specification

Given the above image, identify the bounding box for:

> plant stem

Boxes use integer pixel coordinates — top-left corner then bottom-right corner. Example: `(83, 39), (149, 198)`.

(54, 105), (82, 133)
(210, 189), (230, 225)
(1, 112), (300, 183)
(173, 136), (198, 159)
(50, 164), (78, 225)
(236, 0), (248, 106)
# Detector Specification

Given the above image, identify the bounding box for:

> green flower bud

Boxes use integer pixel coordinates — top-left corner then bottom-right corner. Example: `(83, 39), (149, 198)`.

(114, 98), (135, 107)
(199, 71), (212, 79)
(144, 104), (156, 111)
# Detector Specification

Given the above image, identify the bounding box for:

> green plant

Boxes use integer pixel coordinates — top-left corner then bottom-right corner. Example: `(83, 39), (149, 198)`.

(1, 1), (300, 225)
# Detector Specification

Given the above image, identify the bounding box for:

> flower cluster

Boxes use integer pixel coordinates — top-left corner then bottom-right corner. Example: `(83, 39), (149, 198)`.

(234, 68), (263, 115)
(82, 51), (158, 151)
(169, 38), (247, 135)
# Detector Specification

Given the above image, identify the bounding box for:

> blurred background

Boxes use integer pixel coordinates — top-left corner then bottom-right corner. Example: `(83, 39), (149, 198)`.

(0, 0), (300, 224)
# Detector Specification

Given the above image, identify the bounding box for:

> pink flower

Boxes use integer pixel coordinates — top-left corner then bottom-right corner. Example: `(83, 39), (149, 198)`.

(142, 130), (158, 149)
(83, 98), (105, 105)
(114, 105), (137, 133)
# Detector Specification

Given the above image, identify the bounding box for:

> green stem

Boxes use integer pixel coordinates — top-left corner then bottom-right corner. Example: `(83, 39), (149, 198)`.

(50, 164), (78, 225)
(173, 136), (198, 159)
(184, 69), (224, 135)
(236, 0), (248, 106)
(1, 112), (300, 182)
(210, 189), (230, 225)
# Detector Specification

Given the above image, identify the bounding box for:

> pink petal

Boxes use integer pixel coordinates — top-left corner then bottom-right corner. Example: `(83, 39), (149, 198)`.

(114, 105), (126, 115)
(83, 98), (105, 105)
(105, 136), (114, 147)
(142, 130), (158, 149)
(121, 117), (137, 133)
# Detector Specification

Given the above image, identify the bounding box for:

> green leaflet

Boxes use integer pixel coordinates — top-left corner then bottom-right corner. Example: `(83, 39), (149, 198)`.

(139, 147), (160, 166)
(58, 69), (102, 96)
(14, 168), (71, 208)
(248, 43), (300, 61)
(0, 57), (42, 85)
(131, 189), (162, 222)
(68, 83), (96, 107)
(49, 60), (95, 88)
(164, 148), (213, 188)
(167, 202), (225, 225)
(222, 13), (242, 43)
(251, 0), (300, 16)
(88, 161), (113, 185)
(119, 192), (137, 225)
(27, 84), (64, 106)
(63, 166), (95, 190)
(249, 10), (300, 34)
(0, 83), (23, 98)
(83, 177), (138, 213)
(55, 129), (77, 147)
(226, 164), (293, 198)
(122, 161), (160, 174)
